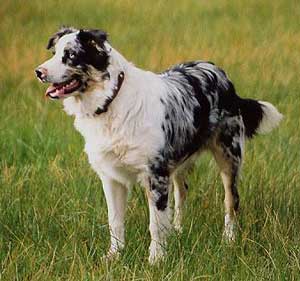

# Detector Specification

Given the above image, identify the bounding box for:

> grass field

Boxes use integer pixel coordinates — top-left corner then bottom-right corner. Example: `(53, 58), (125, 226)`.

(1, 0), (300, 280)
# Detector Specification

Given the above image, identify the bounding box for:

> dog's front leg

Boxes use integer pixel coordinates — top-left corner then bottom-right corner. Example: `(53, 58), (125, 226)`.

(101, 175), (128, 259)
(146, 173), (172, 264)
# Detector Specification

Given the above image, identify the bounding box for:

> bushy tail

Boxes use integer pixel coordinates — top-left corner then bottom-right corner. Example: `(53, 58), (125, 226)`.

(239, 98), (283, 138)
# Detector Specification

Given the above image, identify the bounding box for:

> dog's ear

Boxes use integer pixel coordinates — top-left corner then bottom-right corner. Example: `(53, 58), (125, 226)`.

(47, 26), (77, 50)
(78, 29), (108, 48)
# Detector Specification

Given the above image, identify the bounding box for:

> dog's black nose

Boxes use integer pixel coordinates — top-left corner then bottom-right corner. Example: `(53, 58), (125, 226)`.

(35, 69), (43, 79)
(35, 67), (47, 81)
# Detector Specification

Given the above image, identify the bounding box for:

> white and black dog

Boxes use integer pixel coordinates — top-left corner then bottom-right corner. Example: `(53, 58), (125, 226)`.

(35, 27), (282, 263)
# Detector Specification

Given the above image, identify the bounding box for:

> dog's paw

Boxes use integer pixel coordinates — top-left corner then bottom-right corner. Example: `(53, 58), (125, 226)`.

(173, 223), (183, 234)
(101, 248), (121, 262)
(173, 215), (183, 233)
(223, 228), (236, 242)
(148, 241), (165, 265)
(223, 215), (236, 242)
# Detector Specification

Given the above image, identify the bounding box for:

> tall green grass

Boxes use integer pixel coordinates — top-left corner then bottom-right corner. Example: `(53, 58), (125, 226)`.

(0, 0), (299, 280)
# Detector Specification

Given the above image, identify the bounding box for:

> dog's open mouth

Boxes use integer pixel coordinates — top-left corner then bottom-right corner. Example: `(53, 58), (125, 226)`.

(46, 78), (82, 99)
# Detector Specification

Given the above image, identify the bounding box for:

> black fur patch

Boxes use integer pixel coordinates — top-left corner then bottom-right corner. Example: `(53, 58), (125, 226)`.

(148, 156), (170, 211)
(230, 169), (240, 212)
(73, 30), (109, 72)
(156, 193), (168, 211)
(184, 182), (189, 190)
(78, 29), (108, 48)
(239, 98), (264, 138)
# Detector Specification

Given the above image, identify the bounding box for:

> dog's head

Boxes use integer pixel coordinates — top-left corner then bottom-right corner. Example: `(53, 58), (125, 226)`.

(35, 27), (110, 99)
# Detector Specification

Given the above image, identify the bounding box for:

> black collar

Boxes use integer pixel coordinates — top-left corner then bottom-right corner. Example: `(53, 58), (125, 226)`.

(94, 71), (125, 115)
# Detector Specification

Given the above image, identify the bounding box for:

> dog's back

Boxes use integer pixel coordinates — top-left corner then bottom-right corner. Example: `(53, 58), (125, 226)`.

(158, 60), (282, 168)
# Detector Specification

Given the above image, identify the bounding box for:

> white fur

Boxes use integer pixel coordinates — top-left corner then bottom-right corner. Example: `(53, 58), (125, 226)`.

(224, 213), (236, 241)
(148, 200), (172, 264)
(257, 101), (283, 134)
(101, 175), (127, 257)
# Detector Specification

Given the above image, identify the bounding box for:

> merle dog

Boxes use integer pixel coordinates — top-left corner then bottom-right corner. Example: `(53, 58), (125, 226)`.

(35, 27), (282, 263)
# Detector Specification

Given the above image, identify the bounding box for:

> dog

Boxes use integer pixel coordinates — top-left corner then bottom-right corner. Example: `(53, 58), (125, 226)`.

(35, 27), (282, 263)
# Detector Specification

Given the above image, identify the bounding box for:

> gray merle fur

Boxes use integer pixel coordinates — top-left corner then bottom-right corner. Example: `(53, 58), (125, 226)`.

(149, 61), (265, 211)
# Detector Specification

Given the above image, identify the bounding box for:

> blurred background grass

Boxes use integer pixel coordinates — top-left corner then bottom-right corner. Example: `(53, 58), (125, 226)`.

(0, 0), (300, 280)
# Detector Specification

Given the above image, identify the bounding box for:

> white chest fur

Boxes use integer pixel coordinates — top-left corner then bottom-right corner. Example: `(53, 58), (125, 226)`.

(72, 105), (163, 186)
(74, 114), (137, 185)
(64, 84), (165, 187)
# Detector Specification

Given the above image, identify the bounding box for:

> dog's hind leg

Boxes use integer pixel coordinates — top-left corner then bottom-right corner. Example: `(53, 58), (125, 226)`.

(101, 175), (128, 259)
(211, 116), (244, 241)
(172, 172), (188, 233)
(172, 159), (195, 232)
(145, 167), (172, 264)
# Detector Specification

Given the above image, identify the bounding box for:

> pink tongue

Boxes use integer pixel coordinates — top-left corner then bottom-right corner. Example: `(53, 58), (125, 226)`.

(46, 85), (65, 98)
(46, 85), (56, 95)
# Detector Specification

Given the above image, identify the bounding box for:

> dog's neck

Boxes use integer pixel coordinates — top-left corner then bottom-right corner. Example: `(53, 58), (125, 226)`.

(63, 47), (131, 118)
(93, 70), (125, 115)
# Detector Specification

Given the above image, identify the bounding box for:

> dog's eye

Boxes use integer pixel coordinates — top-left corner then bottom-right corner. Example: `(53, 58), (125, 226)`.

(69, 52), (75, 59)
